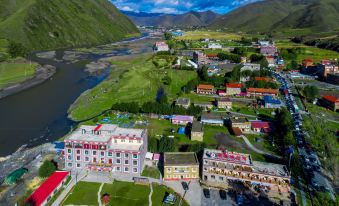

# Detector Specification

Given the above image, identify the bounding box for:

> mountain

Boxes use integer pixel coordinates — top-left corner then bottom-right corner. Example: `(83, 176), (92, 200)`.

(209, 0), (339, 34)
(125, 10), (220, 28)
(0, 0), (139, 50)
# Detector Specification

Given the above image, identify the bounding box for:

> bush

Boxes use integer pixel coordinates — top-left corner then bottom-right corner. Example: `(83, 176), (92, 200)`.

(39, 160), (57, 178)
(8, 41), (28, 58)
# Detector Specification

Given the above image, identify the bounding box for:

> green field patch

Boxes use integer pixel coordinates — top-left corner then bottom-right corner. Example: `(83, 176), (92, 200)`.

(0, 61), (37, 89)
(62, 181), (101, 206)
(141, 166), (161, 179)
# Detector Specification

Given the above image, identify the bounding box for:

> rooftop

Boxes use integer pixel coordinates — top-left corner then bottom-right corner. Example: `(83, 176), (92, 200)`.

(247, 88), (279, 95)
(26, 171), (69, 206)
(192, 121), (203, 132)
(201, 112), (226, 121)
(172, 115), (194, 122)
(322, 95), (339, 103)
(230, 116), (249, 123)
(198, 84), (214, 90)
(252, 161), (289, 178)
(204, 149), (251, 165)
(176, 97), (190, 105)
(218, 98), (232, 102)
(226, 83), (242, 88)
(165, 152), (199, 166)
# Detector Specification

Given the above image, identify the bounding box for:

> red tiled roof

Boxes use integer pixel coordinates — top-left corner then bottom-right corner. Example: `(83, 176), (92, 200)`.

(226, 83), (242, 88)
(323, 95), (339, 103)
(232, 127), (242, 136)
(303, 59), (313, 62)
(247, 88), (279, 94)
(206, 53), (218, 57)
(255, 77), (273, 82)
(251, 121), (270, 129)
(198, 84), (214, 90)
(26, 171), (69, 206)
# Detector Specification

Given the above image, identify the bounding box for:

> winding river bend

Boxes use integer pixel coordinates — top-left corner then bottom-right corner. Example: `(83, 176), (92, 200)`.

(0, 33), (153, 157)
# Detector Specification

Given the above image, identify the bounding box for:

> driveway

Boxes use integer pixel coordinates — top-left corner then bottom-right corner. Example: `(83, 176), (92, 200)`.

(165, 180), (202, 206)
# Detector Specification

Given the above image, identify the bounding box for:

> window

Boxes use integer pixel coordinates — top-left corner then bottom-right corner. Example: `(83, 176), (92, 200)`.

(133, 168), (138, 173)
(85, 157), (89, 162)
(121, 139), (125, 143)
(114, 139), (117, 143)
(76, 156), (81, 161)
(137, 140), (141, 143)
(67, 149), (71, 153)
(84, 150), (89, 155)
(211, 175), (215, 180)
(76, 150), (80, 154)
(167, 168), (171, 172)
(100, 151), (105, 156)
(76, 163), (81, 168)
(124, 160), (129, 165)
(124, 167), (129, 172)
(133, 160), (138, 166)
(116, 167), (121, 171)
(219, 176), (223, 181)
(67, 155), (71, 160)
(108, 152), (112, 157)
(133, 154), (138, 159)
(116, 153), (120, 158)
(67, 163), (72, 167)
(93, 151), (97, 155)
(116, 159), (121, 164)
(129, 140), (133, 143)
(125, 153), (129, 158)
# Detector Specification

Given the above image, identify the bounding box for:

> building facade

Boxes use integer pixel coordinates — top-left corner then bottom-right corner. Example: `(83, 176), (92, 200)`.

(247, 88), (279, 97)
(164, 152), (200, 181)
(217, 98), (232, 109)
(229, 117), (251, 133)
(193, 51), (209, 65)
(197, 84), (215, 95)
(202, 149), (290, 191)
(64, 124), (148, 175)
(191, 121), (204, 141)
(226, 83), (242, 96)
(154, 41), (169, 52)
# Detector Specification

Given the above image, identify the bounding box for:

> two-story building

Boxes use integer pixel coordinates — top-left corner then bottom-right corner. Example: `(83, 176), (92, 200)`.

(202, 149), (290, 192)
(191, 121), (204, 142)
(164, 152), (199, 181)
(216, 98), (232, 110)
(226, 83), (242, 96)
(197, 84), (215, 95)
(229, 117), (251, 133)
(64, 124), (148, 175)
(247, 88), (279, 97)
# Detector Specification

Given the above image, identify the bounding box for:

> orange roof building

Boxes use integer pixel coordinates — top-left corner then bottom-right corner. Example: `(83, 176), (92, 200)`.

(247, 88), (279, 97)
(197, 84), (215, 95)
(302, 59), (313, 67)
(226, 83), (242, 96)
(226, 83), (242, 88)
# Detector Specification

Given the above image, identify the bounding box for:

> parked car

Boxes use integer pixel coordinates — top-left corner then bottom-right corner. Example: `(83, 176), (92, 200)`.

(181, 182), (189, 191)
(203, 188), (210, 198)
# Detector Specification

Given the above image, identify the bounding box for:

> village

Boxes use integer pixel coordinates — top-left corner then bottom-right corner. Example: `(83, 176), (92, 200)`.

(1, 28), (338, 206)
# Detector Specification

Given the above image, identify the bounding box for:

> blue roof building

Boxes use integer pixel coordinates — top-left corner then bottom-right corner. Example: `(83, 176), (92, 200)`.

(263, 95), (282, 108)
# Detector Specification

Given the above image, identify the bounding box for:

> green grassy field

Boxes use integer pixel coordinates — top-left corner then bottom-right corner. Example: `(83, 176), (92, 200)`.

(152, 183), (189, 206)
(203, 125), (225, 145)
(68, 54), (197, 121)
(0, 61), (37, 89)
(141, 166), (161, 179)
(62, 181), (101, 205)
(175, 31), (242, 41)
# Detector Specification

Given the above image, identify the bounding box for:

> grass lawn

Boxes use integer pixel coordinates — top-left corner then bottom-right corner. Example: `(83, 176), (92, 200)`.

(100, 181), (150, 206)
(141, 166), (161, 179)
(0, 61), (37, 89)
(180, 93), (214, 103)
(62, 181), (101, 206)
(68, 54), (197, 121)
(246, 134), (280, 156)
(203, 125), (225, 145)
(152, 183), (189, 206)
(175, 31), (242, 41)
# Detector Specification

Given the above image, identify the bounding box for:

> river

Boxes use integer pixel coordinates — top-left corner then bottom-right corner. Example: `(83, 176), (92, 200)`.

(0, 33), (153, 157)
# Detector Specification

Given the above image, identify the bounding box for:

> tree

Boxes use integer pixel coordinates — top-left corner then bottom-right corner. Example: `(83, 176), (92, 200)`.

(39, 160), (57, 178)
(302, 85), (319, 102)
(148, 137), (159, 152)
(289, 60), (299, 70)
(8, 41), (28, 58)
(159, 137), (175, 152)
(197, 66), (208, 81)
(162, 75), (172, 85)
(164, 32), (173, 40)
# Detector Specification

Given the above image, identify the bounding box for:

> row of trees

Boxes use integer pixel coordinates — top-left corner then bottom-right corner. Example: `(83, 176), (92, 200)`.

(217, 52), (241, 63)
(273, 108), (295, 155)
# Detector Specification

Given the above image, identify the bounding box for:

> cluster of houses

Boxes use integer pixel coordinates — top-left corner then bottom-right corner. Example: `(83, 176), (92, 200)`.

(301, 58), (339, 85)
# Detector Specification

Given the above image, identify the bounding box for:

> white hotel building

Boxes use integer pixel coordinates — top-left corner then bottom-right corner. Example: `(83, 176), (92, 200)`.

(64, 124), (148, 175)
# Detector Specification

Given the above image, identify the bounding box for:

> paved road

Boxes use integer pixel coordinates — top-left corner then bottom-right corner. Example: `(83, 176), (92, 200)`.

(98, 183), (104, 206)
(148, 183), (153, 206)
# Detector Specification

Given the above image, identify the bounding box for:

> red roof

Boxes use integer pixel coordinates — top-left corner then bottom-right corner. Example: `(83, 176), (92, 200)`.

(247, 87), (279, 95)
(26, 171), (70, 206)
(198, 84), (214, 90)
(251, 121), (270, 129)
(323, 95), (339, 103)
(232, 127), (242, 136)
(206, 53), (218, 57)
(226, 83), (242, 88)
(255, 77), (273, 82)
(303, 59), (313, 62)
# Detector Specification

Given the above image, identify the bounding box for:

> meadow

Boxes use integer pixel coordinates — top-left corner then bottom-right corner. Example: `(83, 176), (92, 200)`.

(175, 31), (242, 41)
(0, 61), (37, 89)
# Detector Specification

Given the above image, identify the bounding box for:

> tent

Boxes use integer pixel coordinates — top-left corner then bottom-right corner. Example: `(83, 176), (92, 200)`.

(4, 168), (28, 185)
(178, 127), (185, 135)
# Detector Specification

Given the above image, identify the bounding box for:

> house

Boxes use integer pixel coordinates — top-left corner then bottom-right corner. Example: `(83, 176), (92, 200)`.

(64, 124), (148, 174)
(193, 51), (209, 65)
(216, 98), (232, 110)
(154, 41), (169, 52)
(208, 43), (222, 49)
(321, 59), (331, 65)
(263, 95), (282, 108)
(176, 98), (190, 109)
(240, 63), (261, 72)
(229, 117), (251, 133)
(320, 96), (339, 111)
(197, 84), (215, 95)
(201, 112), (225, 126)
(194, 102), (214, 111)
(171, 115), (194, 125)
(26, 171), (70, 206)
(302, 59), (313, 68)
(320, 64), (339, 78)
(202, 149), (290, 191)
(217, 89), (226, 96)
(260, 46), (277, 56)
(251, 121), (274, 133)
(266, 56), (276, 67)
(258, 41), (271, 46)
(191, 121), (204, 142)
(164, 152), (199, 181)
(247, 88), (279, 97)
(226, 83), (242, 96)
(206, 53), (219, 60)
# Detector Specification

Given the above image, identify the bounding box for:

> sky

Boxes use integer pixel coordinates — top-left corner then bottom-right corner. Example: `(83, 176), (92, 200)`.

(110, 0), (259, 14)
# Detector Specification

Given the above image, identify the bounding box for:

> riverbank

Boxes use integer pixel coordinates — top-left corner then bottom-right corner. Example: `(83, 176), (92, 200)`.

(0, 64), (56, 99)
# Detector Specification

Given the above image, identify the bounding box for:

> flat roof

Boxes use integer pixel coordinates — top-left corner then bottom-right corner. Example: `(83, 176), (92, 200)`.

(252, 161), (289, 177)
(231, 117), (249, 123)
(165, 152), (199, 166)
(192, 121), (203, 132)
(201, 112), (226, 120)
(176, 97), (190, 105)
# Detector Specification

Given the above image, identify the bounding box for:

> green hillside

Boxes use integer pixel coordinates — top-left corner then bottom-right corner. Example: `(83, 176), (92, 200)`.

(0, 0), (139, 50)
(210, 0), (339, 35)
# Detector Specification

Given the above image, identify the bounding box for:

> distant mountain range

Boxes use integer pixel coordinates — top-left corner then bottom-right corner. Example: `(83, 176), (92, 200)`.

(123, 10), (220, 28)
(0, 0), (139, 50)
(209, 0), (339, 34)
